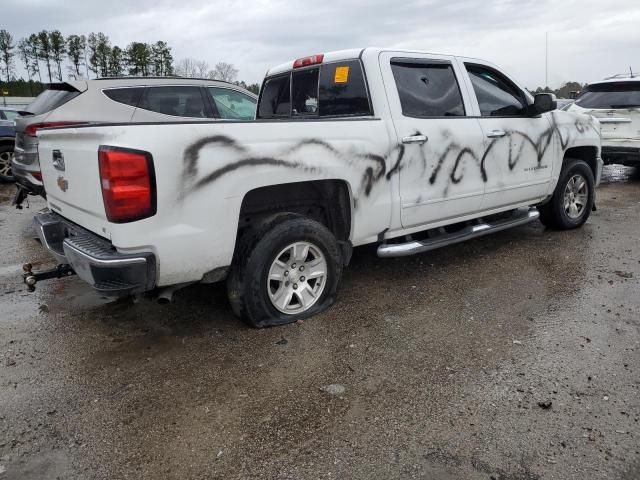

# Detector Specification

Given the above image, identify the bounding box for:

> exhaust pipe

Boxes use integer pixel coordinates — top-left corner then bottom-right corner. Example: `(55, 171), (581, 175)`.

(156, 283), (192, 304)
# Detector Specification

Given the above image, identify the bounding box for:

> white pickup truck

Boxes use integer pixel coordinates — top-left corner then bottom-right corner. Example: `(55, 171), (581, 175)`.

(30, 48), (602, 327)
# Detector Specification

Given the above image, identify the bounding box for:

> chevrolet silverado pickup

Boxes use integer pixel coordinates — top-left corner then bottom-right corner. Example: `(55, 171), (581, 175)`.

(29, 48), (603, 327)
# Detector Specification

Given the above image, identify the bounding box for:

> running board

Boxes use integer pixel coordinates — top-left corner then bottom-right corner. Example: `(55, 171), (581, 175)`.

(377, 208), (540, 258)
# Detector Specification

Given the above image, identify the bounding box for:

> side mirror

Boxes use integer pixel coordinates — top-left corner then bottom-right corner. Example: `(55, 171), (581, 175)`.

(532, 93), (557, 115)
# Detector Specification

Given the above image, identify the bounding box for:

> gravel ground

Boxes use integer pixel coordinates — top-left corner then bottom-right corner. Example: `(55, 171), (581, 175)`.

(0, 166), (638, 480)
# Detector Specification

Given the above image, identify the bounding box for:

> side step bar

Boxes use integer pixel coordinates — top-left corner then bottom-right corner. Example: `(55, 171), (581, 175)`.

(377, 208), (540, 258)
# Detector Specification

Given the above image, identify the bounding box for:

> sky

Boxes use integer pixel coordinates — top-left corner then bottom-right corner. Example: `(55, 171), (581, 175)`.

(2, 0), (640, 89)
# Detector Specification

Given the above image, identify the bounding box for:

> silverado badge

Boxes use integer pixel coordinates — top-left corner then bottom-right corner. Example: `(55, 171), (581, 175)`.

(57, 176), (68, 192)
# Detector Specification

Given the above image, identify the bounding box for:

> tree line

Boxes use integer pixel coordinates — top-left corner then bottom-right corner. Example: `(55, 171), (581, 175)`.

(0, 29), (258, 96)
(531, 82), (586, 99)
(0, 29), (173, 84)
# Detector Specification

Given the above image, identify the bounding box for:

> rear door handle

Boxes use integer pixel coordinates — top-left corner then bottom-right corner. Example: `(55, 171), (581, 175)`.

(487, 129), (506, 138)
(402, 135), (428, 145)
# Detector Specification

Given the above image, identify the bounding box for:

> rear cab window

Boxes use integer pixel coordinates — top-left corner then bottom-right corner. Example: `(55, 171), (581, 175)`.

(575, 82), (640, 109)
(24, 83), (82, 115)
(257, 59), (372, 119)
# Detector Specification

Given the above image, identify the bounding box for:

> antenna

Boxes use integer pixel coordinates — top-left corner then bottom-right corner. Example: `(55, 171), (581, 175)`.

(630, 66), (634, 78)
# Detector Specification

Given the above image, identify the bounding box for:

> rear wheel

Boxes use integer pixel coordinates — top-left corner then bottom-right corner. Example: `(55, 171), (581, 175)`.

(227, 214), (343, 327)
(538, 158), (594, 230)
(0, 144), (14, 182)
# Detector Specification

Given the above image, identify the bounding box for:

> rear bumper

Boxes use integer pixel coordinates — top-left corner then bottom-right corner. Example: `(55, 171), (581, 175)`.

(601, 146), (640, 166)
(34, 211), (156, 296)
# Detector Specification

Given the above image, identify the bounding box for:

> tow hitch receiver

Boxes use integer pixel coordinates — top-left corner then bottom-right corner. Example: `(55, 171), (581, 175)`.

(22, 263), (76, 292)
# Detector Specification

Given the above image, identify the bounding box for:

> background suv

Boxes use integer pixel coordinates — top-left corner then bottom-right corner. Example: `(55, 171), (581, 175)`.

(567, 75), (640, 166)
(12, 77), (257, 199)
(0, 108), (21, 182)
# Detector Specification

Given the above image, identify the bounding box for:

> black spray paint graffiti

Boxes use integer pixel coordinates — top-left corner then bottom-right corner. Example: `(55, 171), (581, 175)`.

(181, 135), (402, 202)
(428, 112), (598, 189)
(180, 112), (598, 204)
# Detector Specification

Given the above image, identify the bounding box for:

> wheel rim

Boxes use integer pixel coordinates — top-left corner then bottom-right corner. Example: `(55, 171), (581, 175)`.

(0, 150), (13, 177)
(267, 241), (328, 315)
(563, 174), (588, 219)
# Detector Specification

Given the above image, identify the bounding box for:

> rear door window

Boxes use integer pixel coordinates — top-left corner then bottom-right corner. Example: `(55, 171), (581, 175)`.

(25, 84), (81, 115)
(258, 74), (291, 118)
(103, 87), (144, 108)
(575, 82), (640, 109)
(391, 60), (465, 117)
(139, 86), (210, 118)
(465, 64), (528, 117)
(207, 87), (256, 120)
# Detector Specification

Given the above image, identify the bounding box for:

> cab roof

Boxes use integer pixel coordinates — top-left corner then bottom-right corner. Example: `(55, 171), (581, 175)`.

(265, 47), (498, 77)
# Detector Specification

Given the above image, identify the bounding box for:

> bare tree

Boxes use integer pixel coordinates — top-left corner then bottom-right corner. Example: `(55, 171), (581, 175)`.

(209, 62), (238, 83)
(174, 58), (199, 77)
(0, 30), (15, 82)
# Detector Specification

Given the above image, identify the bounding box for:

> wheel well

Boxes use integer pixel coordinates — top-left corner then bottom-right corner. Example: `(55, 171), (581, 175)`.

(238, 180), (352, 242)
(0, 138), (14, 149)
(564, 146), (598, 178)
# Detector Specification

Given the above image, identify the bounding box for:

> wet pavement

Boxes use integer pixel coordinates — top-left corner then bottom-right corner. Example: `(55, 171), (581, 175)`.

(0, 166), (639, 479)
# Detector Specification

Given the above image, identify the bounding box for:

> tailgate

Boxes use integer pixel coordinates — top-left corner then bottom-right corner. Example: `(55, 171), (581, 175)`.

(587, 108), (640, 142)
(37, 127), (111, 238)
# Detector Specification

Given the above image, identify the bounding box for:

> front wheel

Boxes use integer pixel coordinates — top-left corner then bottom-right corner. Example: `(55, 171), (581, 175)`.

(0, 144), (14, 182)
(538, 158), (594, 230)
(227, 214), (343, 327)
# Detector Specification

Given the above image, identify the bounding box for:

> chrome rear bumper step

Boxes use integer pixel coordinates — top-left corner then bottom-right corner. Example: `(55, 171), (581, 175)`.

(377, 208), (540, 258)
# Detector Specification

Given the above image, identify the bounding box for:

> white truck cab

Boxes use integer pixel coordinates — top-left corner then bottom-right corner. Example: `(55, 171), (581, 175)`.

(30, 48), (602, 327)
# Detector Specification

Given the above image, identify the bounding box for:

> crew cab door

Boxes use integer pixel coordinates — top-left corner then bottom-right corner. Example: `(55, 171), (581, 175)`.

(460, 61), (554, 210)
(379, 52), (487, 228)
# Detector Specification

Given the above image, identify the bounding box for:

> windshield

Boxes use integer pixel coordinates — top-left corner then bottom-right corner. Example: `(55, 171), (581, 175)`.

(575, 81), (640, 109)
(25, 84), (81, 115)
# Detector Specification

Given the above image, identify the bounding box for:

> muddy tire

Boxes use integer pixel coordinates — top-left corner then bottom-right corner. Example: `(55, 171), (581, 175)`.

(227, 214), (343, 328)
(538, 158), (594, 230)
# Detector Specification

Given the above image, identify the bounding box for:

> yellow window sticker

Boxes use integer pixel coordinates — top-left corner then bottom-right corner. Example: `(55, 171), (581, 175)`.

(334, 66), (350, 84)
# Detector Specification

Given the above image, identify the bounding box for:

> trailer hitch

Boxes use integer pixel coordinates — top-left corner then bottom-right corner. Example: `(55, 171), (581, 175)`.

(22, 263), (76, 292)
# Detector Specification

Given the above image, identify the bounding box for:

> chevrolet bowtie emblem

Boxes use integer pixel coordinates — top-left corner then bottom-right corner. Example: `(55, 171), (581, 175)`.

(57, 176), (68, 192)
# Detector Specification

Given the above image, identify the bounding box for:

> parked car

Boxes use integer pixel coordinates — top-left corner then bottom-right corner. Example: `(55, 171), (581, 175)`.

(12, 78), (257, 204)
(0, 119), (16, 182)
(0, 107), (21, 122)
(566, 75), (640, 166)
(29, 48), (602, 327)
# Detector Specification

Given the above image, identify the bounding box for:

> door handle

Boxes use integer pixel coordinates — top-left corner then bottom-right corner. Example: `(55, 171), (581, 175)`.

(487, 129), (506, 138)
(402, 135), (428, 145)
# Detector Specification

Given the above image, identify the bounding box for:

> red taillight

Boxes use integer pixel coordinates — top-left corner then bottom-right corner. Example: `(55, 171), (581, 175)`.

(31, 171), (42, 181)
(293, 54), (324, 69)
(98, 146), (156, 223)
(24, 121), (86, 137)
